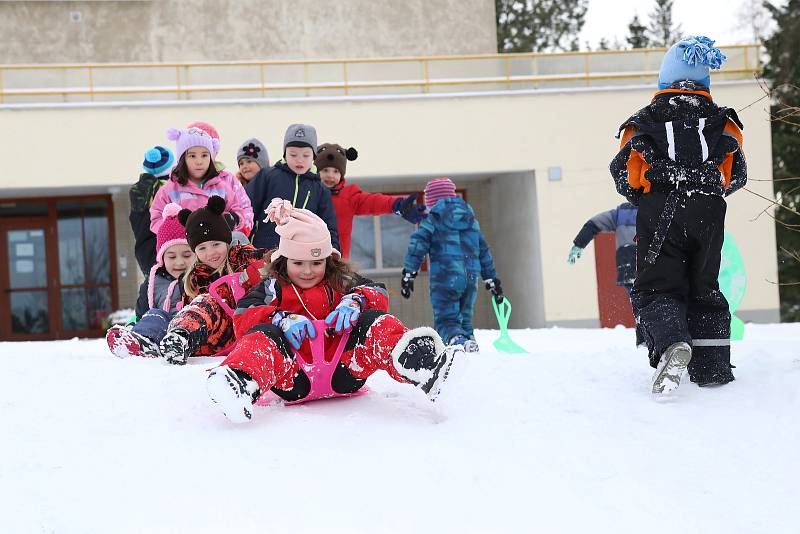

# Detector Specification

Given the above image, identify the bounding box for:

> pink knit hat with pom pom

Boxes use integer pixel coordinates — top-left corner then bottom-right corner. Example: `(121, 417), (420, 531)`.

(265, 198), (340, 262)
(186, 121), (220, 155)
(166, 126), (220, 161)
(148, 203), (190, 308)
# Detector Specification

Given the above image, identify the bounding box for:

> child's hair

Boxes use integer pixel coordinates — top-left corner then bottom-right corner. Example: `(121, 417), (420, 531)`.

(183, 254), (232, 299)
(172, 152), (220, 186)
(268, 254), (358, 294)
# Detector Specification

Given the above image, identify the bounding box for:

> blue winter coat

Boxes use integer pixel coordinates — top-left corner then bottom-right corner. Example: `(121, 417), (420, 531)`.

(403, 197), (497, 282)
(573, 203), (637, 285)
(246, 161), (340, 250)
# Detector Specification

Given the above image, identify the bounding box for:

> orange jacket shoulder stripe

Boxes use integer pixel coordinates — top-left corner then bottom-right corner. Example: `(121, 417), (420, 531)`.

(620, 125), (652, 194)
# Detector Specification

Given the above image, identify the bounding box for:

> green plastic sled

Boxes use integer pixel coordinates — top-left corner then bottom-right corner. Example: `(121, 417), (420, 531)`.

(719, 232), (747, 340)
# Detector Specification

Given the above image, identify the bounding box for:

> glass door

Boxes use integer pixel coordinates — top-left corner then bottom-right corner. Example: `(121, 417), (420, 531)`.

(0, 218), (54, 340)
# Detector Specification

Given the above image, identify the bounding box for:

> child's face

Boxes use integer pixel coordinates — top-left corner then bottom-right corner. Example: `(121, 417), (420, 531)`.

(185, 147), (212, 181)
(238, 157), (260, 182)
(195, 240), (228, 270)
(163, 243), (194, 278)
(285, 146), (314, 175)
(319, 167), (342, 189)
(286, 258), (327, 289)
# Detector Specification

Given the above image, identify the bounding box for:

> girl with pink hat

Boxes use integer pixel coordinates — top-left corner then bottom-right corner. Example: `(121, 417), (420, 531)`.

(205, 198), (463, 423)
(149, 125), (253, 238)
(106, 203), (195, 358)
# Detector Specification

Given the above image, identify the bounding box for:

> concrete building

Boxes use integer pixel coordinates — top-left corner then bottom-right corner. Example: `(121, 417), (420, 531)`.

(0, 2), (777, 341)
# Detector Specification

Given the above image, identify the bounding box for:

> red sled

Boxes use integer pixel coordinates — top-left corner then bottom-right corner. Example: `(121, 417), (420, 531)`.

(208, 274), (368, 405)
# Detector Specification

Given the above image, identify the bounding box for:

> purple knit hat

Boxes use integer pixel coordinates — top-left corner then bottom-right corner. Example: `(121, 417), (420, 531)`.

(166, 126), (220, 162)
(148, 203), (189, 309)
(423, 178), (457, 209)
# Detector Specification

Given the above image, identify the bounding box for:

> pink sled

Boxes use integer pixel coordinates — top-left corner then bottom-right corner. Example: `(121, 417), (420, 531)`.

(208, 273), (368, 405)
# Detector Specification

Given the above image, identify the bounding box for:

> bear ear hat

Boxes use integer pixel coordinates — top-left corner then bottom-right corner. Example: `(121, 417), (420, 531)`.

(207, 195), (226, 215)
(178, 208), (192, 227)
(346, 147), (358, 161)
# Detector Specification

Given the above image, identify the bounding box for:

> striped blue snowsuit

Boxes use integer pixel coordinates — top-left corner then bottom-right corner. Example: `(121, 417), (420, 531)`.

(403, 197), (497, 343)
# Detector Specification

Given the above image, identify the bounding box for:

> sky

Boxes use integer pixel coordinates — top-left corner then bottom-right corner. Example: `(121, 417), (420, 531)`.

(578, 0), (785, 49)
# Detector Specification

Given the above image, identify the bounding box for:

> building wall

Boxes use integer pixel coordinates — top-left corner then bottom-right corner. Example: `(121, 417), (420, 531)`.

(0, 0), (497, 64)
(0, 80), (779, 325)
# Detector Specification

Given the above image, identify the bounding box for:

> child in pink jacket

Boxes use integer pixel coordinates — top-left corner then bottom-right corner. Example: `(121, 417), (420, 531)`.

(150, 126), (253, 236)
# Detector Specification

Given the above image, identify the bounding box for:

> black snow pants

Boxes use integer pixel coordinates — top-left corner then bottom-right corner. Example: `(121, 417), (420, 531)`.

(631, 190), (735, 384)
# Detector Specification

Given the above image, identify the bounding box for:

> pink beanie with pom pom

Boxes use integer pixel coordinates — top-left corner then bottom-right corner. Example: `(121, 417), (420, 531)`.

(265, 198), (340, 262)
(166, 126), (220, 162)
(155, 203), (188, 265)
(148, 203), (189, 309)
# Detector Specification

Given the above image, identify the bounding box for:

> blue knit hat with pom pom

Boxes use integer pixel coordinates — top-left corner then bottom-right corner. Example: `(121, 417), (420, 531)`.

(142, 146), (175, 177)
(658, 36), (726, 90)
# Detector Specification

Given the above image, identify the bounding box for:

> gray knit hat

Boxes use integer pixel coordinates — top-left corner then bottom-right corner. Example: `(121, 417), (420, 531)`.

(283, 124), (317, 156)
(236, 138), (269, 170)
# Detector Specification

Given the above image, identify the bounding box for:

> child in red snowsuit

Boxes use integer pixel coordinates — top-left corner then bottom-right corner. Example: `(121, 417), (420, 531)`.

(206, 198), (460, 423)
(157, 196), (269, 363)
(315, 143), (426, 259)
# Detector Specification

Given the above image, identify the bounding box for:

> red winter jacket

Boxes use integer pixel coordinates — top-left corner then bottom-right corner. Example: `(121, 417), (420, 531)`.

(233, 275), (389, 364)
(330, 178), (398, 259)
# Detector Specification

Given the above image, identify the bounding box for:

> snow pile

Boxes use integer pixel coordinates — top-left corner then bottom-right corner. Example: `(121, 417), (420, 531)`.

(1, 324), (799, 533)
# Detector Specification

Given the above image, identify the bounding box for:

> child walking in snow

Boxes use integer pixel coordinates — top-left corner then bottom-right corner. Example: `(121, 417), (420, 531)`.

(315, 143), (426, 259)
(246, 124), (340, 251)
(152, 196), (269, 363)
(610, 35), (746, 394)
(107, 204), (194, 358)
(129, 145), (175, 275)
(150, 126), (253, 237)
(400, 178), (503, 353)
(206, 198), (460, 423)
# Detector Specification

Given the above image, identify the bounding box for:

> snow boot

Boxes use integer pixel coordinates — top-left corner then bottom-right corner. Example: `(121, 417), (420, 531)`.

(392, 328), (459, 401)
(106, 325), (161, 358)
(652, 342), (692, 394)
(449, 334), (479, 353)
(160, 329), (191, 365)
(207, 365), (260, 424)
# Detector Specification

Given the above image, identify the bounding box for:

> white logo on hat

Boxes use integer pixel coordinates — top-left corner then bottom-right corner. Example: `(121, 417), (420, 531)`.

(295, 129), (306, 138)
(310, 248), (321, 257)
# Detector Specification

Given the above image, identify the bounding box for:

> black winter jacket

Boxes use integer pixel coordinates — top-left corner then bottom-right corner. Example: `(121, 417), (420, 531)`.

(610, 81), (746, 205)
(129, 173), (168, 275)
(245, 162), (340, 250)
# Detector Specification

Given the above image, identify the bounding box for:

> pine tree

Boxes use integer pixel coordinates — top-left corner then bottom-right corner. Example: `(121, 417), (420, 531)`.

(647, 0), (682, 48)
(763, 0), (800, 320)
(627, 14), (649, 48)
(597, 37), (610, 50)
(495, 0), (589, 53)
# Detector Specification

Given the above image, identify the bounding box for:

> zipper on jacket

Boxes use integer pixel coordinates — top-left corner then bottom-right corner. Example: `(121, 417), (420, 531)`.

(302, 190), (310, 209)
(292, 175), (299, 206)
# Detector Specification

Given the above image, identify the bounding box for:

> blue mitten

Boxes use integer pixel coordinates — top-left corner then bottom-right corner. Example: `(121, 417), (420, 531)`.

(325, 293), (366, 334)
(272, 312), (316, 350)
(567, 245), (583, 264)
(392, 193), (427, 225)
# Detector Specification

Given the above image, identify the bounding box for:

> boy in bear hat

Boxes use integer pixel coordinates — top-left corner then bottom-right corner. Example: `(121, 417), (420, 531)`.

(315, 142), (427, 259)
(610, 35), (746, 394)
(246, 124), (340, 252)
(401, 178), (503, 353)
(129, 145), (175, 275)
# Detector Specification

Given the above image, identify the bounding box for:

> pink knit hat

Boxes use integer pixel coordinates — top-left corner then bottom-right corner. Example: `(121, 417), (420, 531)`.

(423, 177), (457, 209)
(265, 198), (340, 262)
(186, 121), (220, 156)
(166, 126), (220, 162)
(148, 203), (189, 308)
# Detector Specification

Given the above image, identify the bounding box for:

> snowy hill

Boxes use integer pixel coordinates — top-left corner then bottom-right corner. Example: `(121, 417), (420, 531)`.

(2, 324), (799, 534)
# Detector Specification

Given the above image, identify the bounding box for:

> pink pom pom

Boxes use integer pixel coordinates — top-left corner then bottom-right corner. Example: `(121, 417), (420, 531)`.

(165, 127), (181, 141)
(162, 203), (182, 219)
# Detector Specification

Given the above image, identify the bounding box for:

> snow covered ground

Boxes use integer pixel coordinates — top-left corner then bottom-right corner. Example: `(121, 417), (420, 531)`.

(2, 323), (799, 534)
